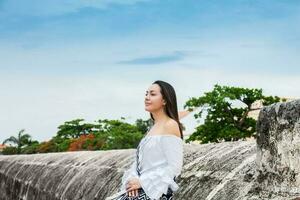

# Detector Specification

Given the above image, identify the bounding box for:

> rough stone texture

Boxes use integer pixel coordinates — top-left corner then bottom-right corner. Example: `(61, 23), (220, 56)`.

(0, 141), (256, 200)
(0, 99), (300, 200)
(253, 99), (300, 199)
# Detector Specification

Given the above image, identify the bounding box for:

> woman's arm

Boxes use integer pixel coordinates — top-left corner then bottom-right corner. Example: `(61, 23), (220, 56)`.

(178, 108), (196, 120)
(120, 158), (139, 191)
(137, 136), (183, 199)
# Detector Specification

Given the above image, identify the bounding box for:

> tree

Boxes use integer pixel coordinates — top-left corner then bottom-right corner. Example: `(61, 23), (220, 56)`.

(68, 134), (96, 151)
(21, 141), (40, 154)
(2, 146), (18, 155)
(37, 140), (57, 153)
(2, 129), (33, 154)
(184, 84), (281, 143)
(56, 119), (96, 139)
(135, 118), (153, 134)
(94, 119), (144, 150)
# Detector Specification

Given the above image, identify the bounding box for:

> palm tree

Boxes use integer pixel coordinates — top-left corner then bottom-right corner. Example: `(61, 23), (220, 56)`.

(2, 129), (32, 154)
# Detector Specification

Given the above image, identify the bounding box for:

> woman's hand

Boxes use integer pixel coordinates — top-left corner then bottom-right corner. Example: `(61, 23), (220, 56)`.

(126, 177), (142, 197)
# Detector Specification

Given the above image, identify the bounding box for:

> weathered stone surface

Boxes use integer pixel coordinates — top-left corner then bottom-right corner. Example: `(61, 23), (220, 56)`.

(0, 141), (256, 200)
(253, 99), (300, 199)
(0, 99), (299, 200)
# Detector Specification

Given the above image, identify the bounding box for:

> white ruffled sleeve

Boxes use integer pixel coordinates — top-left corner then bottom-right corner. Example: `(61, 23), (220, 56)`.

(138, 136), (183, 200)
(120, 156), (139, 191)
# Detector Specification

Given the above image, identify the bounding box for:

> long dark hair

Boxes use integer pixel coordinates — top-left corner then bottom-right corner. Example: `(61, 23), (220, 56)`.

(149, 80), (184, 140)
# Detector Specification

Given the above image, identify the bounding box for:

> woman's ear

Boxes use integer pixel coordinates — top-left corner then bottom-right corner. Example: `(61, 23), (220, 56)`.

(163, 99), (167, 105)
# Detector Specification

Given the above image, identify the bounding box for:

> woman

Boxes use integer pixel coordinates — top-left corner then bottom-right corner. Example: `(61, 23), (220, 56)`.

(106, 80), (185, 200)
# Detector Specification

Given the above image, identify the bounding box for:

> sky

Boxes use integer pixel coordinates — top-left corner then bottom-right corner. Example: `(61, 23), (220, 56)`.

(0, 0), (300, 143)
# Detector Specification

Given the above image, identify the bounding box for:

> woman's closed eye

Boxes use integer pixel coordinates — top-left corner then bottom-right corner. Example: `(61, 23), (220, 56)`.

(145, 93), (155, 96)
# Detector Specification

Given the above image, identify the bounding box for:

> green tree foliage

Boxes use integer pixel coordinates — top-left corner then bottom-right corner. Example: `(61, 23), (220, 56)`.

(37, 118), (146, 153)
(2, 146), (18, 155)
(56, 119), (95, 139)
(2, 129), (33, 154)
(37, 139), (58, 153)
(53, 136), (72, 152)
(21, 141), (40, 154)
(134, 118), (153, 134)
(95, 119), (144, 150)
(36, 136), (72, 153)
(184, 84), (281, 143)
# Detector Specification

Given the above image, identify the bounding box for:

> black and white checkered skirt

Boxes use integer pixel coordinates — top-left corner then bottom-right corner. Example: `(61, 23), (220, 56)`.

(116, 187), (174, 200)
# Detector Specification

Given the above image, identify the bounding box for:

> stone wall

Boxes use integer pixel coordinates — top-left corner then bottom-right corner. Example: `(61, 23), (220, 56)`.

(252, 99), (300, 199)
(0, 141), (256, 200)
(0, 99), (299, 200)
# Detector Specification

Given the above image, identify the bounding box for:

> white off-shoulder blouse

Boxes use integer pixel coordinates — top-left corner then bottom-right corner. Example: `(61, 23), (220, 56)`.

(119, 134), (183, 200)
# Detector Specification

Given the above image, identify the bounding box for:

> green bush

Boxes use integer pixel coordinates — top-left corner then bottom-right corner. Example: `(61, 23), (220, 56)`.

(2, 146), (18, 155)
(21, 142), (40, 154)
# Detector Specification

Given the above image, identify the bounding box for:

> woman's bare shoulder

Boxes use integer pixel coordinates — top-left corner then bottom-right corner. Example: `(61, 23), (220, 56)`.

(165, 119), (181, 138)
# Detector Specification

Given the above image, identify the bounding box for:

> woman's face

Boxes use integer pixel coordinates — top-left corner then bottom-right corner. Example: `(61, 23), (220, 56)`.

(144, 84), (166, 112)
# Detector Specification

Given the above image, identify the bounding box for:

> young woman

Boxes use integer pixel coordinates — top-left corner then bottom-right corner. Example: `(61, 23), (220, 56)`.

(106, 80), (185, 200)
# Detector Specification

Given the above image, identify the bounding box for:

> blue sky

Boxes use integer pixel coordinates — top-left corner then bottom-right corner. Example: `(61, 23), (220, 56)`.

(1, 0), (300, 143)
